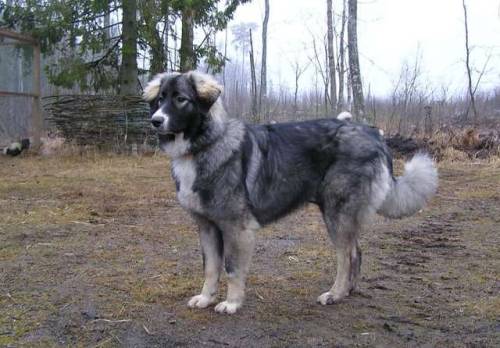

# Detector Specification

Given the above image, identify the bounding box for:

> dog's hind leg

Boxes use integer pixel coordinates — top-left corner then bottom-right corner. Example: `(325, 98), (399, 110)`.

(188, 216), (223, 309)
(214, 218), (259, 314)
(315, 163), (373, 305)
(317, 210), (362, 305)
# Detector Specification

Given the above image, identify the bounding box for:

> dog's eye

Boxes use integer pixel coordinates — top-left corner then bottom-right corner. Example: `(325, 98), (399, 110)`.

(176, 96), (188, 104)
(158, 96), (164, 104)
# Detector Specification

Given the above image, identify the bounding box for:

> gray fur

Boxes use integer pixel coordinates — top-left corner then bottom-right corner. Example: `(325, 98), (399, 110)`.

(378, 153), (438, 218)
(187, 215), (223, 309)
(145, 71), (438, 314)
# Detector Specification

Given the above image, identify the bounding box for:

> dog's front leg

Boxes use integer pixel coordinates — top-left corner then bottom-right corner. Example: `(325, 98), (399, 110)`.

(214, 219), (258, 314)
(188, 216), (223, 309)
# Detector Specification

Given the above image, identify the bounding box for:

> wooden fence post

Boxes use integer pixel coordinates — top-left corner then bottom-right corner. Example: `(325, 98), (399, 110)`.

(32, 42), (43, 149)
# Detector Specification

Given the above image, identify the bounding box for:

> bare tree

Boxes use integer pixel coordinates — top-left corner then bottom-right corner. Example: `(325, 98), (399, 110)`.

(395, 56), (422, 133)
(314, 64), (320, 117)
(347, 0), (365, 119)
(291, 60), (310, 114)
(259, 0), (270, 117)
(231, 22), (257, 108)
(231, 22), (257, 79)
(223, 27), (228, 87)
(309, 35), (330, 114)
(163, 12), (170, 72)
(337, 0), (347, 111)
(326, 0), (337, 113)
(172, 20), (179, 71)
(249, 29), (258, 121)
(462, 0), (477, 121)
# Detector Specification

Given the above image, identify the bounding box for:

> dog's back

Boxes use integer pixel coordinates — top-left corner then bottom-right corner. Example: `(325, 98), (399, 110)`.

(242, 118), (393, 224)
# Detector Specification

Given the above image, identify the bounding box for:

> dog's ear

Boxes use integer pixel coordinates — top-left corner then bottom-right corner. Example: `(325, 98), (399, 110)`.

(188, 71), (223, 108)
(143, 72), (169, 102)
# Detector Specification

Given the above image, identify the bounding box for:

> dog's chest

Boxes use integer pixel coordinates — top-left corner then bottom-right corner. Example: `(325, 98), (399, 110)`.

(172, 157), (203, 213)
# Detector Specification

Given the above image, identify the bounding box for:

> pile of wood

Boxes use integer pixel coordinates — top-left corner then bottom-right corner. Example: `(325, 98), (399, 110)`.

(43, 95), (155, 148)
(456, 128), (500, 159)
(386, 127), (500, 160)
(385, 134), (429, 158)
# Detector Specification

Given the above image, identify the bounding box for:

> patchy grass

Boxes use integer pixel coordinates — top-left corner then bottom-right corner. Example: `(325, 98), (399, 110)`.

(463, 296), (500, 321)
(0, 153), (499, 346)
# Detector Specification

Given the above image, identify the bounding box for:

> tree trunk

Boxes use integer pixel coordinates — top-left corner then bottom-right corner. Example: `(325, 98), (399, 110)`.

(315, 66), (320, 117)
(259, 0), (270, 117)
(294, 73), (299, 115)
(149, 25), (165, 76)
(223, 27), (228, 87)
(163, 11), (170, 72)
(180, 7), (196, 72)
(347, 0), (364, 119)
(327, 0), (337, 114)
(462, 0), (477, 121)
(104, 3), (111, 41)
(102, 1), (116, 89)
(337, 0), (347, 111)
(119, 0), (138, 95)
(173, 21), (178, 70)
(249, 29), (258, 121)
(324, 39), (329, 114)
(292, 61), (308, 115)
(347, 66), (352, 108)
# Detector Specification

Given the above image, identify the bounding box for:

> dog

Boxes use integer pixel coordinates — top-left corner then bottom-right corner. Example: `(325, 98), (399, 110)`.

(337, 111), (384, 136)
(143, 71), (438, 314)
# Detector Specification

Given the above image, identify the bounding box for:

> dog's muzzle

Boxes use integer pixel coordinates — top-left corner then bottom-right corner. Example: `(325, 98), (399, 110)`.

(150, 110), (173, 135)
(151, 111), (176, 143)
(151, 115), (165, 129)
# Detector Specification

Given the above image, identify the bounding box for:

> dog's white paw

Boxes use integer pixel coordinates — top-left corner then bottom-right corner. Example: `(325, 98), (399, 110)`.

(317, 291), (344, 305)
(214, 300), (241, 314)
(187, 294), (215, 309)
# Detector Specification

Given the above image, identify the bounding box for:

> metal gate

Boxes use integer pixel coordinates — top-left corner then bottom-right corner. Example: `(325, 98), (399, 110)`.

(0, 29), (42, 148)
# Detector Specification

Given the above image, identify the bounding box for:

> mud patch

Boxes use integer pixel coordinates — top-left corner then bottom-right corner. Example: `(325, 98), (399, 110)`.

(0, 155), (499, 347)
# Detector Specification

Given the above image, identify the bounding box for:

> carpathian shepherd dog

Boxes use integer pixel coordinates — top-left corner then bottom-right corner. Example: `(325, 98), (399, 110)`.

(143, 71), (438, 314)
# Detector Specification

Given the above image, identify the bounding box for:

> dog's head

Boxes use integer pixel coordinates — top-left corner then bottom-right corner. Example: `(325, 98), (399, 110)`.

(143, 71), (223, 153)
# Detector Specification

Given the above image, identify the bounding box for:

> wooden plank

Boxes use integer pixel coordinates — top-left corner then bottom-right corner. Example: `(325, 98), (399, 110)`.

(0, 42), (32, 46)
(0, 28), (37, 44)
(32, 43), (43, 148)
(0, 91), (38, 98)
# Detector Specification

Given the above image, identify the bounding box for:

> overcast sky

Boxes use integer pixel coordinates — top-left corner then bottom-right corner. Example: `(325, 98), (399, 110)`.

(229, 0), (500, 98)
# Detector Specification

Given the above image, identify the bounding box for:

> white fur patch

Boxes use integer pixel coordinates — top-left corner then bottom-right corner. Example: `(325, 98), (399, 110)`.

(160, 133), (190, 158)
(246, 216), (261, 231)
(209, 99), (227, 124)
(245, 132), (263, 195)
(378, 153), (438, 218)
(317, 291), (341, 305)
(368, 164), (392, 217)
(172, 155), (202, 213)
(214, 300), (241, 314)
(337, 111), (352, 121)
(188, 294), (216, 309)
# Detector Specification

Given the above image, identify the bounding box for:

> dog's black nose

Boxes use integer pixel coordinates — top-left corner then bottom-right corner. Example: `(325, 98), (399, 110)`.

(151, 117), (163, 128)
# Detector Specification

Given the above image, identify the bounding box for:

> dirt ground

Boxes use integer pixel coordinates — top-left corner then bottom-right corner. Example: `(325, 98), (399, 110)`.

(1, 154), (499, 347)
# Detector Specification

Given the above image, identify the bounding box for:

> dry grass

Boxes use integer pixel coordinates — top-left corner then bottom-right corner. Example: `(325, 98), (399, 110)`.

(0, 153), (499, 346)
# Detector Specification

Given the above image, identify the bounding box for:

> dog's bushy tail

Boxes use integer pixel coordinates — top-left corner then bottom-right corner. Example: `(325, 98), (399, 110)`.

(378, 153), (438, 219)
